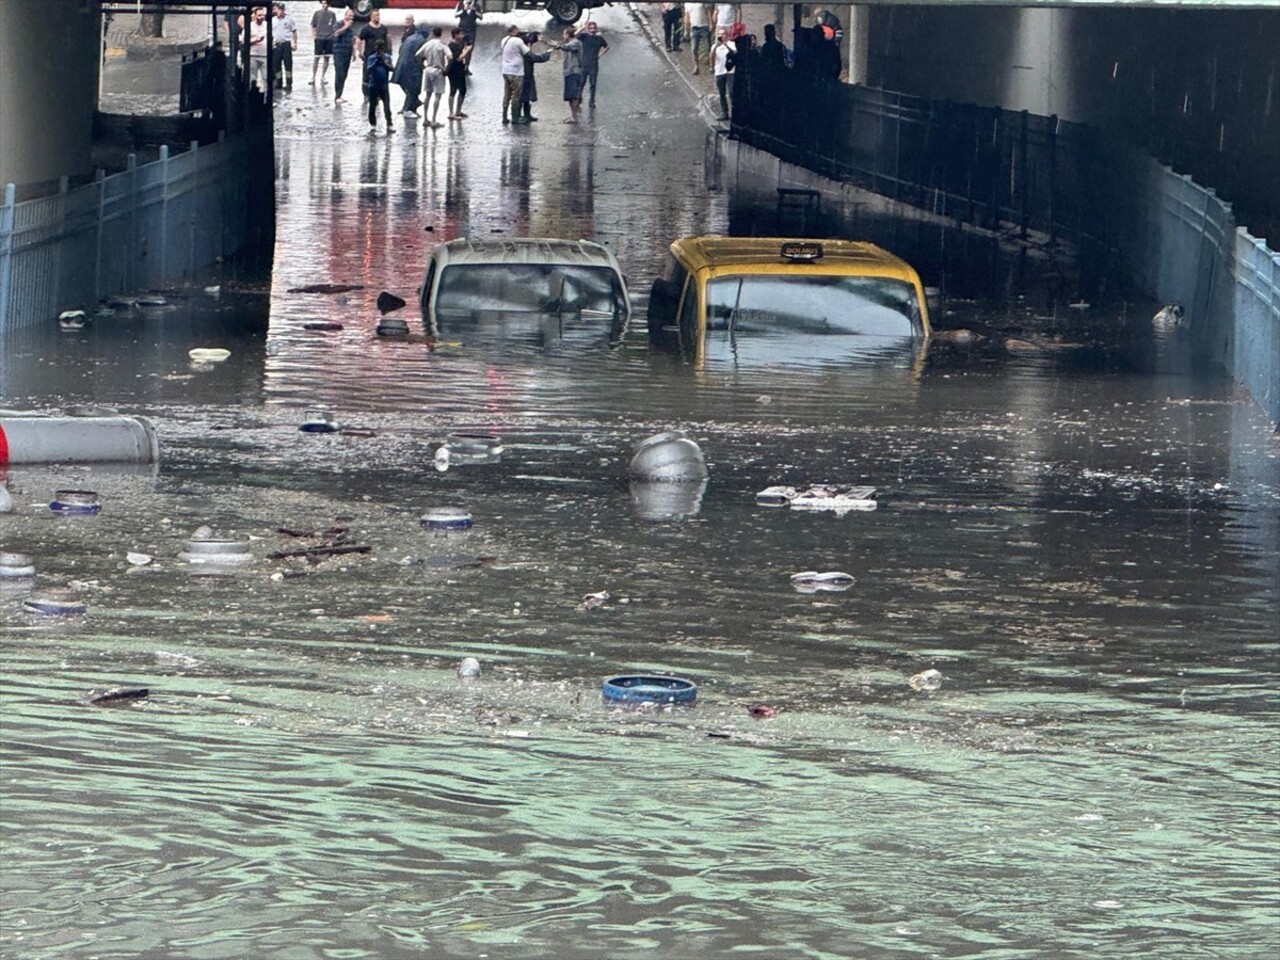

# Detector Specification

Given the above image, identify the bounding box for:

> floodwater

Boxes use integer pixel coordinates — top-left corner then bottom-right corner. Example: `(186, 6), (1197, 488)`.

(3, 9), (1279, 959)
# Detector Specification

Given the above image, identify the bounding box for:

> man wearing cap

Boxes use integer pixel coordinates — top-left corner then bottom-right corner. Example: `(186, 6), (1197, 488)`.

(271, 2), (299, 91)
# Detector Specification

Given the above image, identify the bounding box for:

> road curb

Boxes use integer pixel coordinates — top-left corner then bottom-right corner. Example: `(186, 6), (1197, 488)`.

(624, 2), (722, 129)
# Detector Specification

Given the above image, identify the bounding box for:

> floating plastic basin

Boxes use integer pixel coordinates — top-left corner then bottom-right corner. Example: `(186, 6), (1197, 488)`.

(179, 536), (253, 565)
(602, 675), (697, 705)
(420, 508), (473, 531)
(300, 410), (339, 433)
(0, 552), (36, 578)
(50, 490), (101, 515)
(24, 588), (87, 616)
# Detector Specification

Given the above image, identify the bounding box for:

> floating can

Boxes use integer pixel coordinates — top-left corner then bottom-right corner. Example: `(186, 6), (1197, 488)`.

(420, 508), (473, 531)
(50, 490), (101, 515)
(0, 552), (36, 578)
(23, 588), (87, 616)
(0, 415), (159, 465)
(602, 675), (698, 705)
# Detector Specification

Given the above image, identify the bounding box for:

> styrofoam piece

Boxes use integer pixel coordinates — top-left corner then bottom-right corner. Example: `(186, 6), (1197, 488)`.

(756, 485), (877, 512)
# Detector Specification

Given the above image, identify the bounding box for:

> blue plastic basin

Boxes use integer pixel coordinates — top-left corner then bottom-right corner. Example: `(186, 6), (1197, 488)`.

(602, 675), (697, 705)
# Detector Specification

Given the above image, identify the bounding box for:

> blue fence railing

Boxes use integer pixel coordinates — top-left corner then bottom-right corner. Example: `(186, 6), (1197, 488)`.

(0, 133), (265, 332)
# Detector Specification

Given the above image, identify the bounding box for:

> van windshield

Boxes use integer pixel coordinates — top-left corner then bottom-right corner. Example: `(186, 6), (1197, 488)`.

(436, 264), (627, 317)
(705, 275), (923, 337)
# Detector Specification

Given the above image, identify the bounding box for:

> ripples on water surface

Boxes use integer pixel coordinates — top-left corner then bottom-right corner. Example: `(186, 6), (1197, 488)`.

(4, 11), (1279, 958)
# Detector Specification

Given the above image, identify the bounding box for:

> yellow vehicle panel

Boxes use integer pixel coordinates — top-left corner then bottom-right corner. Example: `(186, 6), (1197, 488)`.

(649, 236), (932, 368)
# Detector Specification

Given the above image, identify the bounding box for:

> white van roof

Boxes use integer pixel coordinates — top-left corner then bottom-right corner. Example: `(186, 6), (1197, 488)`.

(431, 238), (622, 270)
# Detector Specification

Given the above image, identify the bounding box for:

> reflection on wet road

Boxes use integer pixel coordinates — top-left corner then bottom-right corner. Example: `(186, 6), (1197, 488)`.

(2, 8), (1278, 959)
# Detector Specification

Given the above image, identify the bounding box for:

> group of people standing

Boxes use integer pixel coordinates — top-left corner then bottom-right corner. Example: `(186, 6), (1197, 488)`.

(242, 1), (618, 133)
(499, 20), (608, 125)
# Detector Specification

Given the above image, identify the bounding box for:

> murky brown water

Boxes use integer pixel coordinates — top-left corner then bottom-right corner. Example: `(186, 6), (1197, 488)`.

(3, 9), (1278, 959)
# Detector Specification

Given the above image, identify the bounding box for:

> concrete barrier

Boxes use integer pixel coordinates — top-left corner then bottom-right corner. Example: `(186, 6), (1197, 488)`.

(0, 415), (159, 465)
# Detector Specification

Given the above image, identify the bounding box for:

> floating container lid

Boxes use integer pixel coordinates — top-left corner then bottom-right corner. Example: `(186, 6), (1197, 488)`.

(50, 490), (101, 515)
(23, 588), (87, 616)
(602, 675), (697, 705)
(420, 508), (473, 531)
(0, 552), (36, 578)
(300, 410), (339, 433)
(189, 348), (230, 362)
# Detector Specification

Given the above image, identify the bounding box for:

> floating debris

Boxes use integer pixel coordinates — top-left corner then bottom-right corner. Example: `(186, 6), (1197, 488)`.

(748, 704), (778, 719)
(0, 485), (13, 514)
(50, 490), (102, 516)
(180, 534), (253, 566)
(628, 431), (708, 482)
(457, 657), (481, 679)
(58, 309), (87, 330)
(0, 552), (35, 578)
(299, 410), (339, 433)
(577, 590), (610, 611)
(137, 295), (168, 307)
(376, 291), (407, 314)
(757, 485), (876, 513)
(908, 669), (944, 692)
(203, 285), (221, 297)
(286, 283), (365, 294)
(23, 588), (87, 616)
(86, 686), (149, 706)
(125, 552), (153, 566)
(602, 675), (697, 705)
(376, 317), (410, 337)
(303, 321), (344, 332)
(789, 570), (855, 592)
(420, 508), (473, 531)
(189, 348), (231, 362)
(1152, 303), (1185, 328)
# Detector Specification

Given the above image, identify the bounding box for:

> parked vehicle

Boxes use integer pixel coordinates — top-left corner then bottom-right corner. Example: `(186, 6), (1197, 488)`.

(419, 238), (630, 342)
(647, 236), (932, 366)
(344, 1), (607, 25)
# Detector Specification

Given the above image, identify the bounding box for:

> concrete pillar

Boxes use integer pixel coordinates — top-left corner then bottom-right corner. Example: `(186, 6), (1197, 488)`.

(846, 4), (869, 85)
(0, 0), (102, 189)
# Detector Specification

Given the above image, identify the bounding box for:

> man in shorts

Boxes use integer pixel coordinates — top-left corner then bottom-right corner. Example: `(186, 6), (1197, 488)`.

(416, 26), (452, 128)
(310, 0), (336, 85)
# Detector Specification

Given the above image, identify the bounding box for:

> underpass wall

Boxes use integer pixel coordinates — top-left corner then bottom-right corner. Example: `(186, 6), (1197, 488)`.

(721, 72), (1280, 423)
(867, 5), (1280, 242)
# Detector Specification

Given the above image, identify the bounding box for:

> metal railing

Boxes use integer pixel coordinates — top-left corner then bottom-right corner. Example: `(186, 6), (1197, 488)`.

(0, 132), (265, 332)
(727, 56), (1279, 423)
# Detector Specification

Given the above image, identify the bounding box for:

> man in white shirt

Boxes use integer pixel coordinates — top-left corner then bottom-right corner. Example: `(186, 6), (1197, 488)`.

(713, 2), (740, 38)
(271, 2), (299, 91)
(247, 6), (270, 92)
(685, 3), (711, 75)
(712, 27), (734, 121)
(416, 26), (452, 128)
(499, 24), (529, 124)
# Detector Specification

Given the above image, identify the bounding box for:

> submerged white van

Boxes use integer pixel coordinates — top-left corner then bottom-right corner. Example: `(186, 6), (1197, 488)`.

(419, 238), (631, 339)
